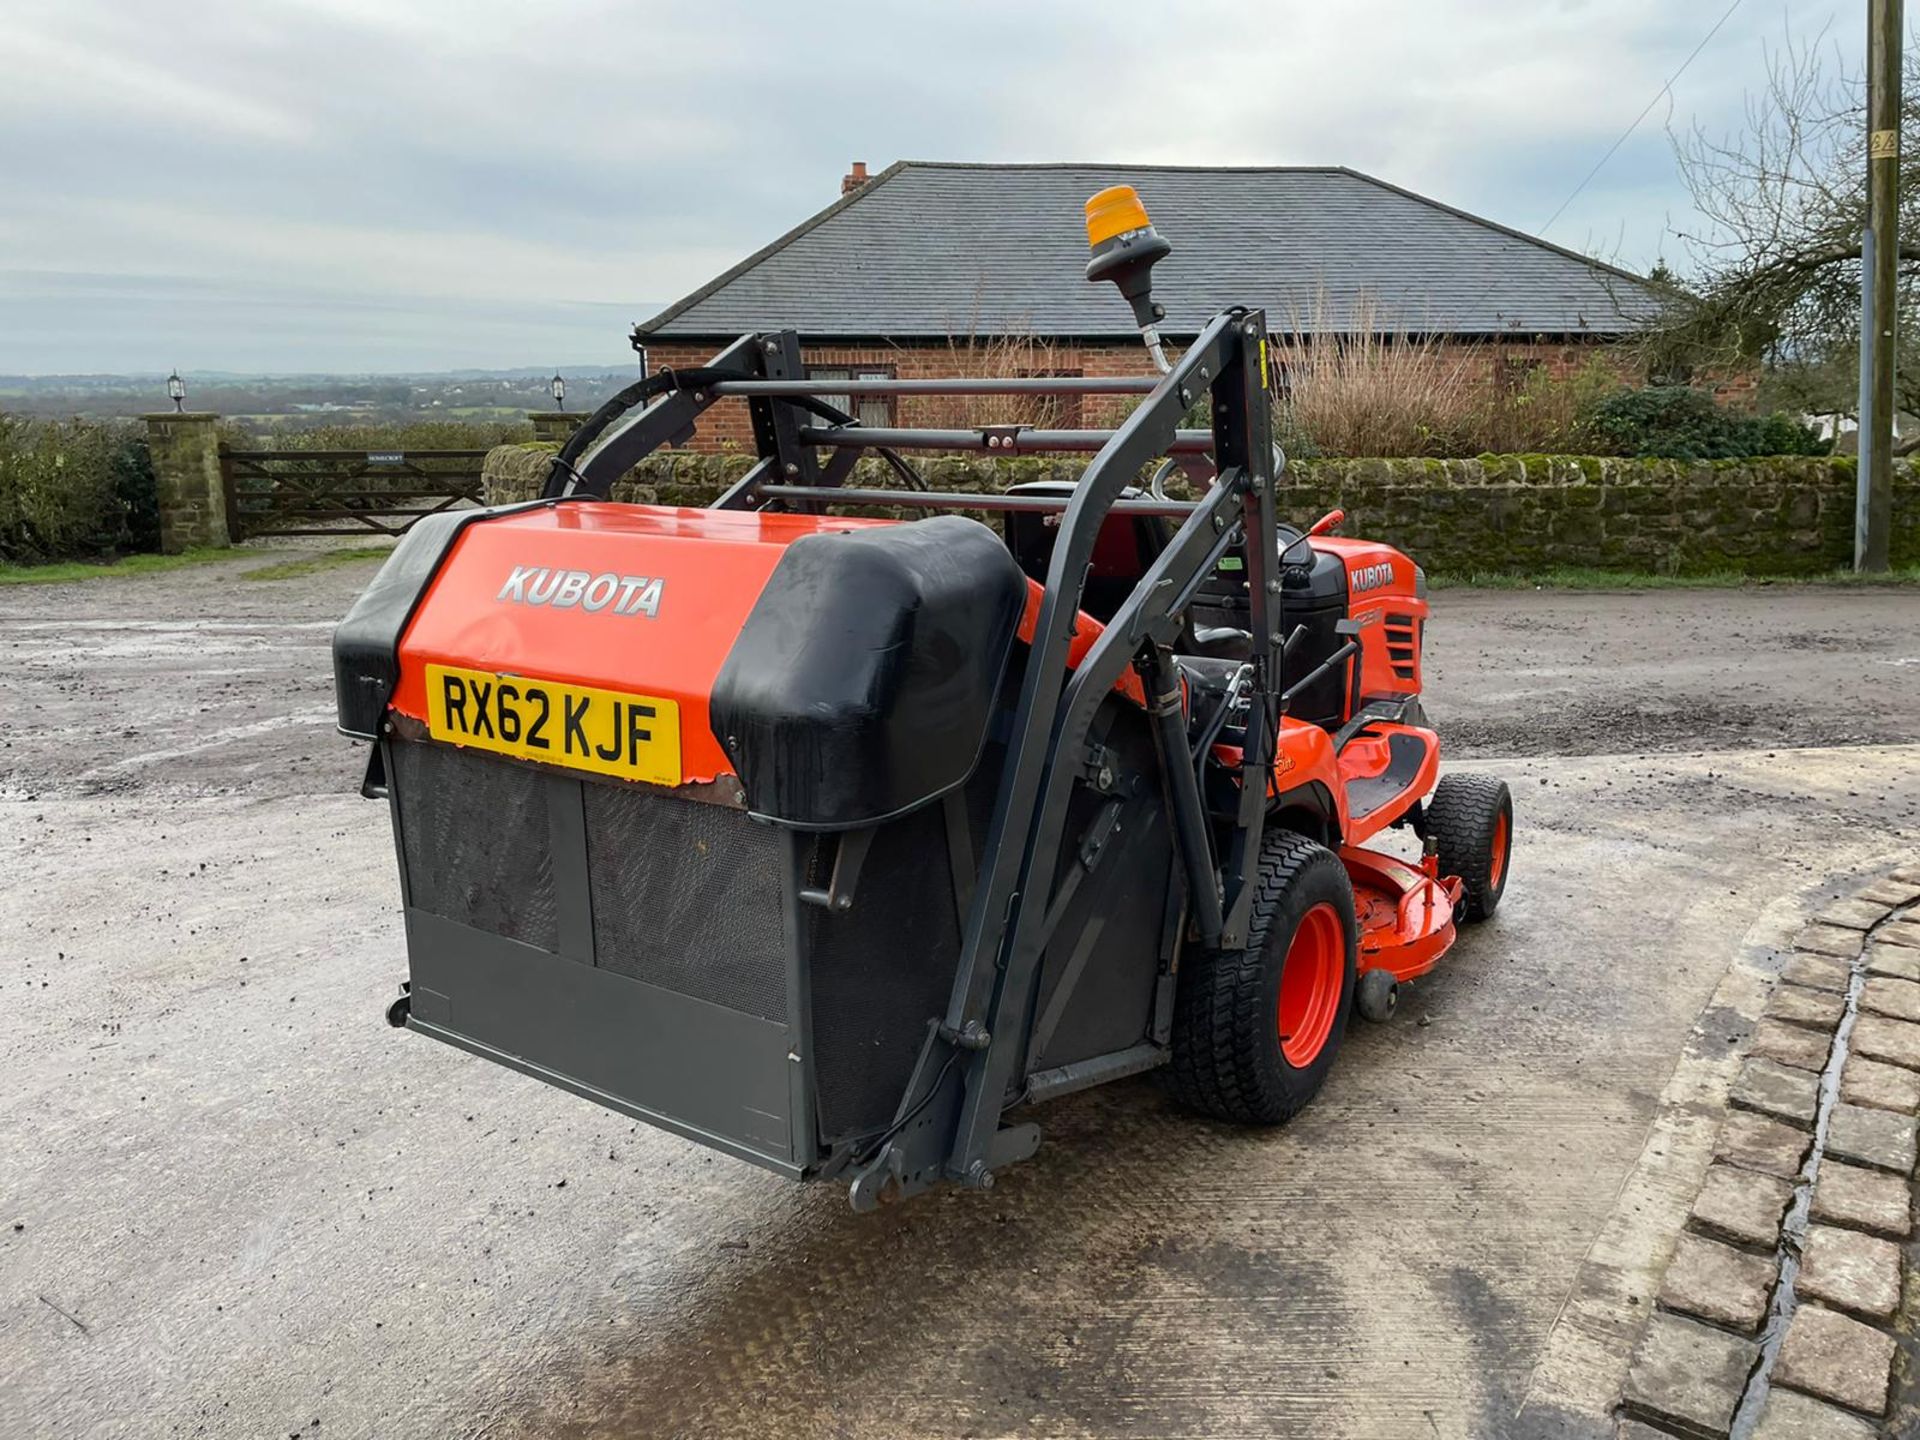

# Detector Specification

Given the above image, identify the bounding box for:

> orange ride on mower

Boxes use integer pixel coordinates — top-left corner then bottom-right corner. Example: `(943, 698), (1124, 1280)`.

(334, 187), (1513, 1209)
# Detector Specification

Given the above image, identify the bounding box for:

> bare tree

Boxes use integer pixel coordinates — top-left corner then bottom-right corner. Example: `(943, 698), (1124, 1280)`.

(1657, 26), (1920, 418)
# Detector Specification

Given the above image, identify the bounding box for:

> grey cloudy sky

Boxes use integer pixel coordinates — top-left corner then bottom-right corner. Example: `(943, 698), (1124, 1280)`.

(0, 0), (1864, 375)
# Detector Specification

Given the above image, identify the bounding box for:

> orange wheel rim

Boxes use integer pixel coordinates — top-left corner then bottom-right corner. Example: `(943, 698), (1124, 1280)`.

(1277, 903), (1344, 1068)
(1489, 810), (1510, 890)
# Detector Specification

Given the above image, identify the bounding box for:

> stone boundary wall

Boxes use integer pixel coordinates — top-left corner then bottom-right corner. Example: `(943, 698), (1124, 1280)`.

(483, 444), (1920, 577)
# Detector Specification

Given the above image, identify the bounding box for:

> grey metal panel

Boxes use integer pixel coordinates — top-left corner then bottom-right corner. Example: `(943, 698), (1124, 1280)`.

(404, 909), (797, 1169)
(802, 801), (965, 1143)
(637, 162), (1662, 342)
(545, 774), (595, 966)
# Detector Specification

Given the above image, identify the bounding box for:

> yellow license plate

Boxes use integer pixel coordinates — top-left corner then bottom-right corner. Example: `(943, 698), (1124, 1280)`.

(424, 664), (682, 788)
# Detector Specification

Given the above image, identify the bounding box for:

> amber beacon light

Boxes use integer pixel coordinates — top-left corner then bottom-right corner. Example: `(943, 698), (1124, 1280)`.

(1083, 184), (1152, 247)
(1083, 184), (1173, 371)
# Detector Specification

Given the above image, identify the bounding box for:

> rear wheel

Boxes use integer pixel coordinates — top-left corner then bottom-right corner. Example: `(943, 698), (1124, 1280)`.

(1428, 772), (1512, 922)
(1167, 831), (1358, 1124)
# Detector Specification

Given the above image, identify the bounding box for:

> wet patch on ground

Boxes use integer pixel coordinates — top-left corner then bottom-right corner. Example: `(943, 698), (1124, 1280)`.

(1440, 695), (1825, 759)
(1779, 628), (1898, 653)
(1426, 587), (1920, 761)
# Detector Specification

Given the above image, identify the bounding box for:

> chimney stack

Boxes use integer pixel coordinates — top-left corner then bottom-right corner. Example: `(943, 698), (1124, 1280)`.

(841, 161), (870, 195)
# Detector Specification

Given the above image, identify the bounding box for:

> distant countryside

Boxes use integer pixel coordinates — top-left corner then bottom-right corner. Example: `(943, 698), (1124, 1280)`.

(0, 369), (643, 430)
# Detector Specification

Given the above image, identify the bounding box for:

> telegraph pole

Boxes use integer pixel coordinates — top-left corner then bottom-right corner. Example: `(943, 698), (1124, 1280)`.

(1857, 0), (1902, 571)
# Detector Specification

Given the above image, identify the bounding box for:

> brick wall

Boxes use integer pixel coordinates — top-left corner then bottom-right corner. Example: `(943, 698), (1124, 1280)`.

(486, 443), (1917, 577)
(640, 335), (1644, 453)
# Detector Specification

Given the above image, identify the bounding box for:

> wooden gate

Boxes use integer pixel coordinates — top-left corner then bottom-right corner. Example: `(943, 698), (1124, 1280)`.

(219, 447), (488, 538)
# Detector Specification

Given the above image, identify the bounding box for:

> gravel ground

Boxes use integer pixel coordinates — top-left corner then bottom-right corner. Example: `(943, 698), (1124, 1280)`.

(1425, 584), (1920, 758)
(2, 551), (1919, 1439)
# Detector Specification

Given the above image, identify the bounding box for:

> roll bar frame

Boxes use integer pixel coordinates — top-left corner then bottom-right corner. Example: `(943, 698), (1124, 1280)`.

(554, 311), (1286, 1208)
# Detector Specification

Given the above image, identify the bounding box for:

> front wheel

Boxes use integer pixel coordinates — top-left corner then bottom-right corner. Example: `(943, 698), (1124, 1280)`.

(1167, 831), (1358, 1125)
(1428, 772), (1512, 922)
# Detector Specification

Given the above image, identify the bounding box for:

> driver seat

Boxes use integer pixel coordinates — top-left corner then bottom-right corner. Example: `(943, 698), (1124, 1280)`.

(999, 481), (1250, 659)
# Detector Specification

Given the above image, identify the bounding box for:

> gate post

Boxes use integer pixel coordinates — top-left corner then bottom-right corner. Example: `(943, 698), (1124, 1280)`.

(528, 411), (586, 445)
(142, 412), (232, 552)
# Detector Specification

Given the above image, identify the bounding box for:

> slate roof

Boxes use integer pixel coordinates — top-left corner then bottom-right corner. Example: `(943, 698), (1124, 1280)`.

(637, 162), (1662, 344)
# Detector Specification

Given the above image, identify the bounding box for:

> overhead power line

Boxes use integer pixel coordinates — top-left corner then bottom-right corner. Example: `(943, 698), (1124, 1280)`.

(1538, 0), (1750, 237)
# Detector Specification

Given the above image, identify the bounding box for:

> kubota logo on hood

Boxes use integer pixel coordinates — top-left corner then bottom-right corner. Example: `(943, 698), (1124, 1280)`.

(496, 565), (663, 617)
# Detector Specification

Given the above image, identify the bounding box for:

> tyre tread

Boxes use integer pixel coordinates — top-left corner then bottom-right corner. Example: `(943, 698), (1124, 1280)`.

(1428, 772), (1510, 922)
(1167, 831), (1352, 1124)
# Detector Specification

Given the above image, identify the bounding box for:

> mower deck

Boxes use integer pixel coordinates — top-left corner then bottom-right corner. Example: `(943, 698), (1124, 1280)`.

(1342, 845), (1462, 983)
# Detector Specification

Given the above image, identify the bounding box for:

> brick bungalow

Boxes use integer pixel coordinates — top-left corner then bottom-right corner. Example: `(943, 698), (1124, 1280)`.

(633, 161), (1664, 450)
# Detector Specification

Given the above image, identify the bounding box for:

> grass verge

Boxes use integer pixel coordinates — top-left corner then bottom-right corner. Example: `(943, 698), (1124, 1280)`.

(0, 547), (244, 586)
(1428, 565), (1920, 591)
(240, 546), (391, 582)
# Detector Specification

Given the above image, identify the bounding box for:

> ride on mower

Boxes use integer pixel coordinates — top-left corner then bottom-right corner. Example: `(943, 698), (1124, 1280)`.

(334, 185), (1513, 1209)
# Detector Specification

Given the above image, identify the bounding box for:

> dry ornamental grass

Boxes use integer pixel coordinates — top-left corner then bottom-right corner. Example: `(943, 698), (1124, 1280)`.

(1271, 293), (1620, 459)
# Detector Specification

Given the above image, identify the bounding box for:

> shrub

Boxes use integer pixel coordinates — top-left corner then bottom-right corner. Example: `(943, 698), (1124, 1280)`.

(0, 417), (160, 564)
(1750, 410), (1830, 457)
(1477, 357), (1625, 456)
(1584, 386), (1828, 459)
(109, 432), (161, 553)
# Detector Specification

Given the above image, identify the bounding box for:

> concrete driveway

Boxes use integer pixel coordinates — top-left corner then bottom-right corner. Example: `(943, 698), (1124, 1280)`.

(3, 554), (1918, 1439)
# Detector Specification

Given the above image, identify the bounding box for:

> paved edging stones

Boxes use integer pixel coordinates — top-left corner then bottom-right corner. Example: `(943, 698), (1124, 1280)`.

(1619, 861), (1920, 1437)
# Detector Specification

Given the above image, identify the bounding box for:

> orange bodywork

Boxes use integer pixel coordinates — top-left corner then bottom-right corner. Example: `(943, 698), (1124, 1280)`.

(390, 502), (1148, 787)
(1335, 722), (1440, 843)
(1313, 536), (1429, 705)
(1015, 582), (1148, 707)
(390, 504), (893, 783)
(1341, 846), (1461, 982)
(1212, 720), (1436, 846)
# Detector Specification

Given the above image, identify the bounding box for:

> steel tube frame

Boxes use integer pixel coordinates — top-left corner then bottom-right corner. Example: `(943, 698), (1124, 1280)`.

(940, 484), (1272, 1181)
(712, 376), (1161, 397)
(550, 315), (1287, 1202)
(798, 425), (1215, 454)
(751, 484), (1202, 518)
(931, 311), (1280, 1186)
(562, 332), (766, 495)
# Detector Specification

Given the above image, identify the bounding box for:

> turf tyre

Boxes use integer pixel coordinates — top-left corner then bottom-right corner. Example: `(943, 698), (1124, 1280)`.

(1167, 830), (1358, 1125)
(1428, 772), (1512, 922)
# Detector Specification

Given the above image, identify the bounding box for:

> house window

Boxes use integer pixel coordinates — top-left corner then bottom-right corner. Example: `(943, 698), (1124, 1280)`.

(806, 365), (896, 427)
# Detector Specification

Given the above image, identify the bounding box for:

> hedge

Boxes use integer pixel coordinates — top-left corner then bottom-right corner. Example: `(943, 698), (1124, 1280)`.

(0, 417), (160, 564)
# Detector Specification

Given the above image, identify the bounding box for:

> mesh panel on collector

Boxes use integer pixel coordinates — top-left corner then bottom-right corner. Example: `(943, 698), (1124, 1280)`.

(392, 741), (559, 952)
(583, 783), (789, 1024)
